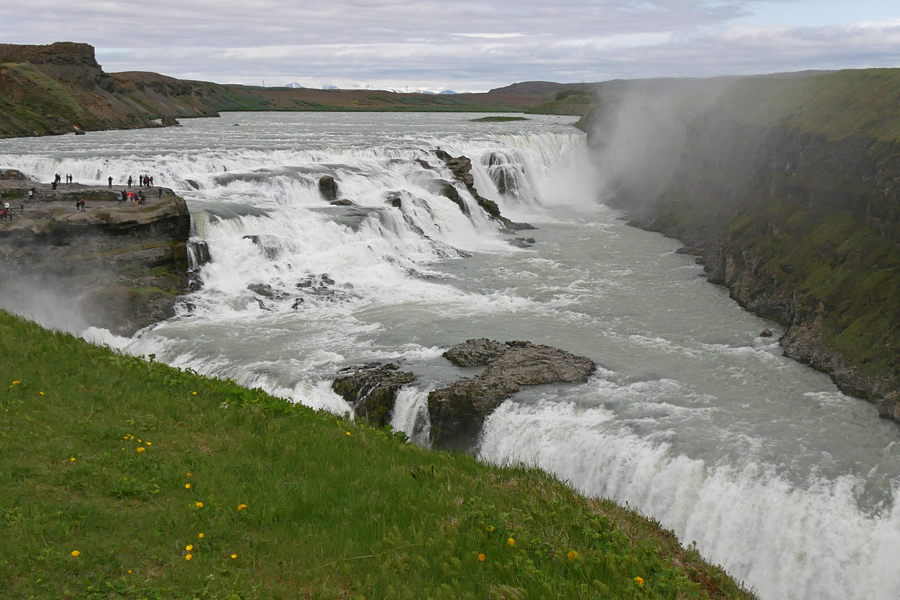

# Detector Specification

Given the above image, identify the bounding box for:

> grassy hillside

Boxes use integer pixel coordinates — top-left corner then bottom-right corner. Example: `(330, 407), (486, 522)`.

(0, 309), (753, 599)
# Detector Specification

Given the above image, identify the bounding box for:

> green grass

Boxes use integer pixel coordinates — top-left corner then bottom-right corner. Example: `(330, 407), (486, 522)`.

(0, 310), (754, 599)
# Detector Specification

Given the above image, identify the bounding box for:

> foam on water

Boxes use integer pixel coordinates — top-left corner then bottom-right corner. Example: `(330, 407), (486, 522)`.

(478, 399), (900, 600)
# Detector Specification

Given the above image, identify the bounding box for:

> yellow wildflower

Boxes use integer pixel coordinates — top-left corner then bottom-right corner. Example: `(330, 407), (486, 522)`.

(192, 391), (197, 395)
(346, 431), (351, 436)
(507, 537), (515, 547)
(237, 503), (247, 511)
(634, 576), (645, 587)
(198, 533), (205, 538)
(186, 472), (192, 477)
(71, 550), (80, 557)
(185, 553), (192, 561)
(39, 392), (44, 396)
(567, 550), (578, 561)
(478, 553), (486, 562)
(185, 483), (191, 489)
(127, 570), (132, 574)
(195, 502), (204, 508)
(12, 381), (19, 385)
(230, 554), (237, 559)
(146, 441), (152, 446)
(486, 525), (495, 532)
(70, 457), (76, 462)
(136, 447), (145, 453)
(186, 545), (193, 551)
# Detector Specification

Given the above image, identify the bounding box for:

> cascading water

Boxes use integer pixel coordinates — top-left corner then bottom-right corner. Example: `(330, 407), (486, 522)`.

(0, 112), (897, 600)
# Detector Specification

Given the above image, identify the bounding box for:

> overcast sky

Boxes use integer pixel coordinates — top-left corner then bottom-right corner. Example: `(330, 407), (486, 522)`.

(1, 1), (899, 92)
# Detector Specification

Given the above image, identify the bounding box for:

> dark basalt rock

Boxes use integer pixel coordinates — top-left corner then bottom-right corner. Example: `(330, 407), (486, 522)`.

(428, 339), (595, 449)
(332, 362), (417, 426)
(434, 149), (532, 228)
(318, 175), (338, 201)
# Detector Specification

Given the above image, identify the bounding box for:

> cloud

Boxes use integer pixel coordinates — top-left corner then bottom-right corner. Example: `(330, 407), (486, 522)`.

(0, 1), (898, 90)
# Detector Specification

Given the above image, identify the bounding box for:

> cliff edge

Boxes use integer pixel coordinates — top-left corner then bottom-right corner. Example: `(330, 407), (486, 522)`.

(0, 170), (192, 335)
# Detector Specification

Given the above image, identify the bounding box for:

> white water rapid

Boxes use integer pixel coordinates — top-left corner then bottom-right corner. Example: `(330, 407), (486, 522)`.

(1, 112), (898, 600)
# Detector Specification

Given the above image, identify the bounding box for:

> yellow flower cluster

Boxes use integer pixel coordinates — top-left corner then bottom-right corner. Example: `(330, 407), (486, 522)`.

(634, 576), (645, 587)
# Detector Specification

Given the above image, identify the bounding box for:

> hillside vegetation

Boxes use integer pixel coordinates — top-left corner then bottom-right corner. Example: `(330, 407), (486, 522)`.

(0, 310), (754, 599)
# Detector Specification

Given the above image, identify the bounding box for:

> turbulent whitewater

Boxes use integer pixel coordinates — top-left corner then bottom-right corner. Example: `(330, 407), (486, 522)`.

(1, 112), (898, 600)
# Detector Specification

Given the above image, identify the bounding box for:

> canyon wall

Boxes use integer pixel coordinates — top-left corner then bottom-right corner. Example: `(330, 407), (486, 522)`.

(586, 70), (900, 419)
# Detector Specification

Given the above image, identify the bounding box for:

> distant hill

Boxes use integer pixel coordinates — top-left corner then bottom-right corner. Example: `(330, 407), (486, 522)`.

(0, 42), (597, 139)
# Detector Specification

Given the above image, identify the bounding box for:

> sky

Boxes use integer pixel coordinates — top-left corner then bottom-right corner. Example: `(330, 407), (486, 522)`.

(1, 1), (899, 92)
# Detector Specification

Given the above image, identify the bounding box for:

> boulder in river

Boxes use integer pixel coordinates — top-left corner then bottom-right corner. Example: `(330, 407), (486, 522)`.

(428, 339), (595, 449)
(318, 175), (339, 201)
(332, 362), (417, 426)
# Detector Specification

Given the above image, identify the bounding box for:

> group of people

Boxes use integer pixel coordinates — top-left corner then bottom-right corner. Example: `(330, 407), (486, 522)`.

(74, 199), (86, 212)
(0, 200), (11, 221)
(51, 173), (75, 189)
(119, 189), (147, 205)
(107, 175), (156, 188)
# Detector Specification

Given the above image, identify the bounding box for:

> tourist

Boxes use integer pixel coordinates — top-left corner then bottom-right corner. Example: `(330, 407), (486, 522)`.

(108, 176), (113, 187)
(128, 176), (132, 188)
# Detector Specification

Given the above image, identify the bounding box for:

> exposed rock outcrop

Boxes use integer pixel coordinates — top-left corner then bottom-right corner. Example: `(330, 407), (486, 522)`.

(332, 362), (417, 426)
(428, 339), (595, 449)
(318, 176), (338, 202)
(434, 150), (535, 232)
(0, 176), (191, 335)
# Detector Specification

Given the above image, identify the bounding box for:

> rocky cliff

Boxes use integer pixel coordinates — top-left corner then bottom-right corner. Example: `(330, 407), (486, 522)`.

(586, 70), (900, 420)
(0, 42), (256, 138)
(0, 170), (192, 335)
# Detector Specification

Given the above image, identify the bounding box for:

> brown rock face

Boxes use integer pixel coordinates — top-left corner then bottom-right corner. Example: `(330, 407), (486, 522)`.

(0, 179), (191, 335)
(332, 363), (417, 426)
(428, 339), (595, 449)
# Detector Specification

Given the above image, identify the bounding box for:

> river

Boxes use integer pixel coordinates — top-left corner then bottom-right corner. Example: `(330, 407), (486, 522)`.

(1, 112), (898, 599)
